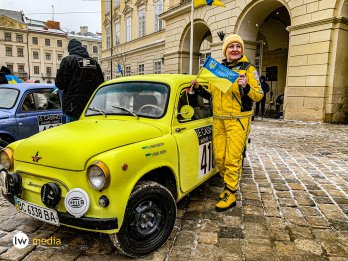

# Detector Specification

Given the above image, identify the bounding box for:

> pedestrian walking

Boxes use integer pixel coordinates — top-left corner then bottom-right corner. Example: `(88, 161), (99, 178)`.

(191, 34), (264, 211)
(255, 75), (269, 116)
(55, 39), (104, 122)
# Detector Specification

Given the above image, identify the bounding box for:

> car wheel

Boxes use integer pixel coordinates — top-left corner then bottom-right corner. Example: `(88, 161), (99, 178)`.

(0, 139), (9, 149)
(110, 181), (177, 257)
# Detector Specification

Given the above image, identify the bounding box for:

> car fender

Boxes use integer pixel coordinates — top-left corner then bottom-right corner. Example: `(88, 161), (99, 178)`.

(0, 123), (18, 142)
(86, 135), (179, 230)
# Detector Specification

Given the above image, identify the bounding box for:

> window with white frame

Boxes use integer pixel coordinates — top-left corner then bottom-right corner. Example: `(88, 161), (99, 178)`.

(105, 0), (110, 13)
(125, 65), (131, 76)
(18, 64), (25, 73)
(5, 47), (12, 56)
(199, 52), (211, 68)
(106, 27), (111, 48)
(57, 53), (63, 61)
(154, 0), (163, 32)
(115, 22), (120, 45)
(154, 60), (161, 74)
(126, 16), (132, 42)
(138, 9), (145, 38)
(4, 32), (11, 41)
(16, 34), (23, 42)
(33, 51), (39, 59)
(17, 47), (24, 57)
(34, 66), (40, 75)
(138, 64), (144, 75)
(46, 67), (52, 76)
(46, 52), (51, 61)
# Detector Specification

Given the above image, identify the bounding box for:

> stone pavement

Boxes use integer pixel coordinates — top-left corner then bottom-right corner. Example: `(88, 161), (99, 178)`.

(0, 119), (347, 261)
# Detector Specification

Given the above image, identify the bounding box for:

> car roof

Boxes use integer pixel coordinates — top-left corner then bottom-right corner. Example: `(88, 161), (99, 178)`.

(0, 83), (55, 91)
(101, 74), (208, 87)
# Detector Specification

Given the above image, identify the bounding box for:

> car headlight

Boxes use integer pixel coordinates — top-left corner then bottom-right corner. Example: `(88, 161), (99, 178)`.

(87, 161), (110, 191)
(0, 148), (14, 170)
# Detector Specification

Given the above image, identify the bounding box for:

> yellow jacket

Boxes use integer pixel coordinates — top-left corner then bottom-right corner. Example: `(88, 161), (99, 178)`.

(197, 56), (264, 119)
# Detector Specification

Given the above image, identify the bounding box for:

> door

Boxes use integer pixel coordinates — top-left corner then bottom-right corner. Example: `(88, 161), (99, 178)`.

(16, 89), (64, 139)
(172, 84), (216, 193)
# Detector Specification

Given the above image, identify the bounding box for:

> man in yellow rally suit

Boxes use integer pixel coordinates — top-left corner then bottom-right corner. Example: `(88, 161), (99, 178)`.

(191, 34), (264, 211)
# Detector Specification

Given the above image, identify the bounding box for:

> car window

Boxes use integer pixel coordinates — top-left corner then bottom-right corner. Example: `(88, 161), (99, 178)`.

(0, 88), (19, 109)
(21, 89), (61, 112)
(177, 86), (212, 122)
(86, 82), (169, 118)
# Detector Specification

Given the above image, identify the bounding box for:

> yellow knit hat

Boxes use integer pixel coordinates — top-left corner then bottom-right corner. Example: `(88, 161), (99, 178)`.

(222, 34), (244, 57)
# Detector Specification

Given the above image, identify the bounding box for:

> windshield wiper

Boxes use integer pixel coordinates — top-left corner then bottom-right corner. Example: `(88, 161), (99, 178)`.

(111, 105), (139, 119)
(88, 106), (107, 117)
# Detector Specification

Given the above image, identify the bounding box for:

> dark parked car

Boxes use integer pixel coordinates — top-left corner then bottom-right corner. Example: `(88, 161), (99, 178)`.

(0, 83), (65, 148)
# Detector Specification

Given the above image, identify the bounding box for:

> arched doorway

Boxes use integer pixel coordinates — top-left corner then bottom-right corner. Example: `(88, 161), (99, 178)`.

(180, 20), (212, 74)
(235, 0), (291, 117)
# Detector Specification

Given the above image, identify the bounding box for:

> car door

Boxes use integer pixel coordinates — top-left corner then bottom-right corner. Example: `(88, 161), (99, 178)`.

(16, 89), (64, 139)
(172, 84), (216, 193)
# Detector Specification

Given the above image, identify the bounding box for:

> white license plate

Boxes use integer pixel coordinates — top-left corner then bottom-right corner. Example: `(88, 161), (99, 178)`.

(14, 197), (60, 226)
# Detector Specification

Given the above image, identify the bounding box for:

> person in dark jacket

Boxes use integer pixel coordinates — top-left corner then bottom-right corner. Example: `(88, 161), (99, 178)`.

(255, 75), (269, 116)
(55, 39), (104, 122)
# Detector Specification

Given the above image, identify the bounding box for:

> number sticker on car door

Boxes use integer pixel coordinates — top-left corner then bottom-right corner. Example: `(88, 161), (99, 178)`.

(37, 114), (62, 132)
(194, 125), (214, 178)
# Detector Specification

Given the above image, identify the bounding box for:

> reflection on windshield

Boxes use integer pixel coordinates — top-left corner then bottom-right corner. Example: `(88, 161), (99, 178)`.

(86, 82), (169, 118)
(0, 88), (19, 109)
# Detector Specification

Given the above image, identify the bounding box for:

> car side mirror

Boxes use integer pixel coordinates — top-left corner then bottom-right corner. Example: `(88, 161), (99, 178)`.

(178, 105), (194, 119)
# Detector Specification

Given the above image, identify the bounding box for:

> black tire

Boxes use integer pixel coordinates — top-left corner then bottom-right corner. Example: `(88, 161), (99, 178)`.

(0, 139), (9, 150)
(110, 181), (177, 257)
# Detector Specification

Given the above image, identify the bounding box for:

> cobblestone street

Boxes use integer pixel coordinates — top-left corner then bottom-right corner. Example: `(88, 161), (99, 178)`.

(0, 119), (347, 261)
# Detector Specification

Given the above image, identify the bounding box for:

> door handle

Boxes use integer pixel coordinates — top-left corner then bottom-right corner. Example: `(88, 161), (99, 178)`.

(18, 122), (23, 126)
(175, 127), (186, 133)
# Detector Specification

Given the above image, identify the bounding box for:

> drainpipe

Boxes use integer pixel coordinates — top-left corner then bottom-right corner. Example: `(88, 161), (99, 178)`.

(110, 0), (113, 78)
(26, 31), (31, 79)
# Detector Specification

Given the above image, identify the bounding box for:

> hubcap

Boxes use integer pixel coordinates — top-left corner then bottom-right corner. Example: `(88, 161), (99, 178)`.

(131, 200), (163, 237)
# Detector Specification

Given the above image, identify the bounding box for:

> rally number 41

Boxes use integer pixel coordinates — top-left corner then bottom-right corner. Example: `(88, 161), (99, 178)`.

(199, 141), (214, 178)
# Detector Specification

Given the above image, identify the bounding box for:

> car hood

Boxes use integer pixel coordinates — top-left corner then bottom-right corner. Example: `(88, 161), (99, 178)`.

(14, 119), (163, 170)
(0, 110), (12, 119)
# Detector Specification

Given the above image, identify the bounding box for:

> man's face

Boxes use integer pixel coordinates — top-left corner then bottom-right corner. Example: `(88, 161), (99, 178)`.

(226, 42), (243, 61)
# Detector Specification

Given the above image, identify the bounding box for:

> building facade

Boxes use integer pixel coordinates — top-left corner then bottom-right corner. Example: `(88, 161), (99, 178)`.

(0, 9), (68, 83)
(101, 0), (348, 123)
(0, 10), (29, 80)
(26, 19), (67, 83)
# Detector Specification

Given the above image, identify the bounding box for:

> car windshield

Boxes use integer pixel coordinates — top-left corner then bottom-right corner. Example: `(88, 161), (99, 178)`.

(86, 82), (169, 118)
(0, 88), (20, 109)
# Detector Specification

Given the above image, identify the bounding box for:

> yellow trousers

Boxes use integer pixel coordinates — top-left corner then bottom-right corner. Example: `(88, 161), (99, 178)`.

(213, 117), (251, 191)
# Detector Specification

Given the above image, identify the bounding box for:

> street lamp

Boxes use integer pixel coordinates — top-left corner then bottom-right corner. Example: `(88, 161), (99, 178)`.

(217, 31), (225, 41)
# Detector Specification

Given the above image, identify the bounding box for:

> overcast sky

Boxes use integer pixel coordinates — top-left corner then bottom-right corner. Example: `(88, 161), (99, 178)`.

(3, 0), (101, 33)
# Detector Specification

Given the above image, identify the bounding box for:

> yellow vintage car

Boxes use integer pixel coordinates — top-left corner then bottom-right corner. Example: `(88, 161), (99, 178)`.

(0, 74), (217, 257)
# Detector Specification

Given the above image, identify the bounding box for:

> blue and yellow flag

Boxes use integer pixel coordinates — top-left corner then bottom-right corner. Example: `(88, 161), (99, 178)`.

(194, 0), (225, 7)
(5, 75), (22, 84)
(117, 64), (123, 77)
(198, 56), (239, 93)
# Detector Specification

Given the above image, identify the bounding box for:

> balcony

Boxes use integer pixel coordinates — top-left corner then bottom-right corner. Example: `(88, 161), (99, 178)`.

(41, 73), (54, 79)
(16, 72), (28, 78)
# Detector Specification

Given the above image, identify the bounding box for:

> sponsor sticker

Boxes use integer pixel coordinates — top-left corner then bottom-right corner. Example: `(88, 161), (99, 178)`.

(37, 114), (62, 132)
(64, 188), (90, 218)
